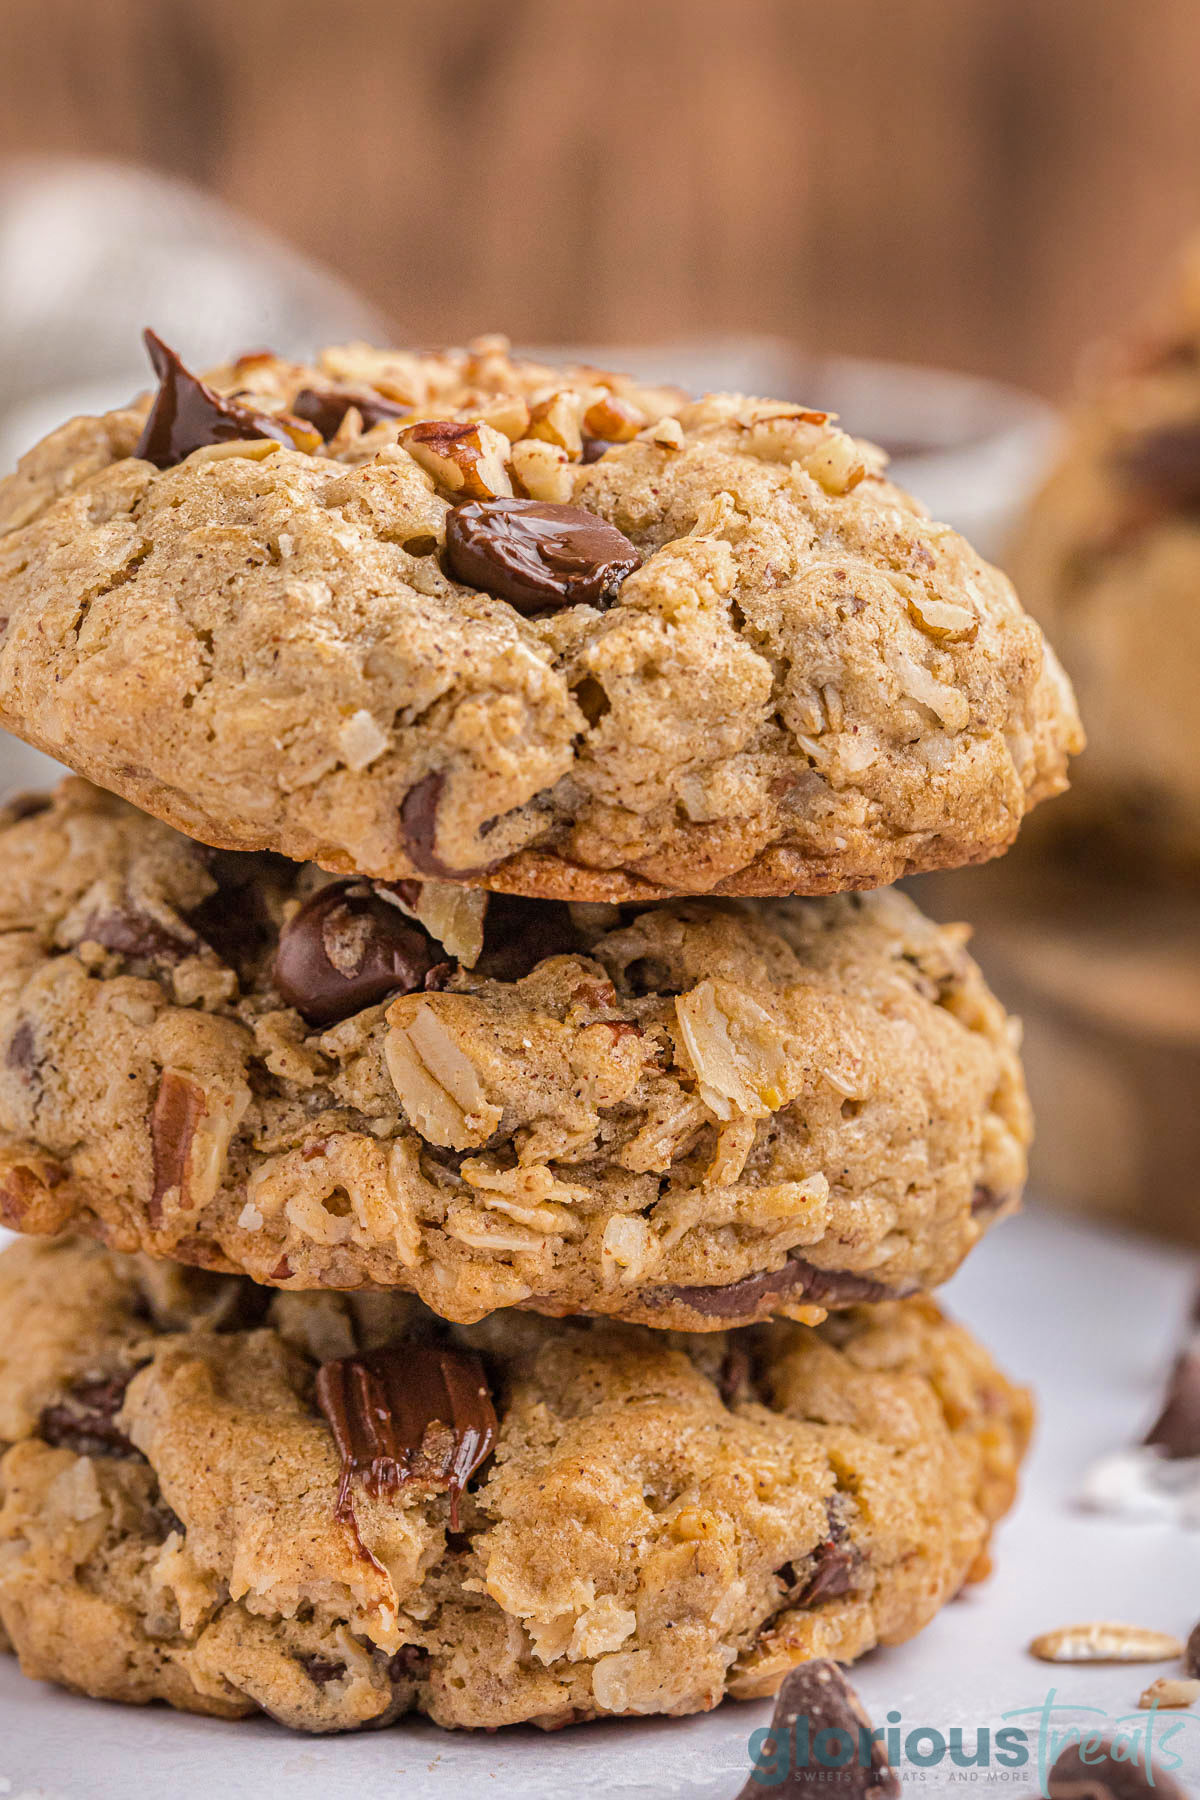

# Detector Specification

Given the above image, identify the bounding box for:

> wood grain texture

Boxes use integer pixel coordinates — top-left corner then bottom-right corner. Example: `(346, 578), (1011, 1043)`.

(2, 0), (1200, 392)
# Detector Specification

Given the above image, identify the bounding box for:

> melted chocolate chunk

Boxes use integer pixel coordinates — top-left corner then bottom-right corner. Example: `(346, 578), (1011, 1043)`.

(1144, 1342), (1200, 1459)
(1115, 418), (1200, 512)
(733, 1660), (899, 1798)
(316, 1342), (497, 1532)
(1047, 1741), (1187, 1799)
(133, 330), (297, 469)
(39, 1373), (140, 1460)
(650, 1257), (905, 1322)
(398, 773), (501, 881)
(273, 879), (447, 1027)
(79, 904), (195, 963)
(443, 497), (641, 615)
(292, 386), (409, 438)
(473, 895), (583, 982)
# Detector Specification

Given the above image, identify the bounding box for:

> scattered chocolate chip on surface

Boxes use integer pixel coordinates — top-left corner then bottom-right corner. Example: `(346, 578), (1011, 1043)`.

(1047, 1739), (1188, 1799)
(1144, 1341), (1200, 1460)
(273, 879), (448, 1026)
(443, 497), (641, 615)
(133, 329), (299, 469)
(316, 1342), (497, 1530)
(732, 1659), (899, 1798)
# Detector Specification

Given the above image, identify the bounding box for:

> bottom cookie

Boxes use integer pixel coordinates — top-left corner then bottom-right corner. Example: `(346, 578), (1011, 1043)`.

(0, 1237), (1031, 1733)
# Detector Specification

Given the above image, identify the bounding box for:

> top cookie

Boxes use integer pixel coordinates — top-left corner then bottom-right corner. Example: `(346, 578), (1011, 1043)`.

(0, 333), (1081, 900)
(1011, 238), (1200, 870)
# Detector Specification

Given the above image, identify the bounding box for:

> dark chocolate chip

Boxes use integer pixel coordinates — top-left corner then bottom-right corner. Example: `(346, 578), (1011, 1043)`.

(1144, 1342), (1200, 1459)
(316, 1342), (497, 1532)
(443, 497), (641, 616)
(298, 1654), (347, 1688)
(292, 386), (409, 438)
(79, 904), (196, 963)
(733, 1659), (899, 1799)
(398, 773), (502, 881)
(718, 1339), (755, 1407)
(649, 1256), (906, 1323)
(133, 329), (297, 469)
(1047, 1741), (1187, 1799)
(6, 1018), (36, 1074)
(1185, 1619), (1200, 1678)
(473, 895), (583, 982)
(273, 879), (447, 1027)
(39, 1372), (140, 1460)
(3, 792), (53, 822)
(149, 1068), (207, 1225)
(797, 1499), (861, 1606)
(580, 436), (615, 463)
(970, 1184), (1010, 1217)
(1114, 419), (1200, 512)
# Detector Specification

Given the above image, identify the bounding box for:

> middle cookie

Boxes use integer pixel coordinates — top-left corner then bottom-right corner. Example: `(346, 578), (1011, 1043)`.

(0, 782), (1029, 1329)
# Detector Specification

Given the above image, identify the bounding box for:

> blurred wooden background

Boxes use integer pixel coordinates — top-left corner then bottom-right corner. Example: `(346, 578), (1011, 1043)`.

(3, 0), (1200, 394)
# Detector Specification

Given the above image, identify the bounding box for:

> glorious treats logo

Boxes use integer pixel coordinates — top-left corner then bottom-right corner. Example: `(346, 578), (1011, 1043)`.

(743, 1688), (1200, 1791)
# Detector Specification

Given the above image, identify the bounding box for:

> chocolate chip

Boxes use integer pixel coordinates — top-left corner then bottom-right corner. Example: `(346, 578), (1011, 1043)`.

(39, 1372), (140, 1460)
(1144, 1342), (1200, 1459)
(298, 1654), (346, 1688)
(6, 1018), (37, 1074)
(649, 1256), (905, 1323)
(1047, 1741), (1187, 1799)
(316, 1341), (497, 1532)
(473, 895), (583, 982)
(3, 792), (52, 823)
(149, 1068), (207, 1226)
(581, 436), (615, 463)
(398, 773), (501, 881)
(733, 1660), (899, 1798)
(292, 386), (409, 438)
(273, 879), (447, 1027)
(1115, 419), (1200, 512)
(970, 1184), (1009, 1217)
(79, 904), (196, 963)
(133, 330), (297, 469)
(443, 497), (641, 615)
(1186, 1620), (1200, 1678)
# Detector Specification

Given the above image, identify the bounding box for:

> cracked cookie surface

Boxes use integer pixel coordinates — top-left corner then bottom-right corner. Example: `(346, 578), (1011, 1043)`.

(0, 335), (1080, 899)
(0, 1235), (1032, 1732)
(1012, 238), (1200, 870)
(0, 782), (1028, 1328)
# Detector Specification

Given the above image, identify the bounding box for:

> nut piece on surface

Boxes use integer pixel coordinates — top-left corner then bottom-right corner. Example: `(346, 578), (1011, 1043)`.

(1138, 1676), (1200, 1710)
(1029, 1622), (1185, 1664)
(399, 420), (514, 500)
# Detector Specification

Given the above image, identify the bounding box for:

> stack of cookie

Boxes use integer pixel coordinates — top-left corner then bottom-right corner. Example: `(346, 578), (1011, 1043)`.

(0, 334), (1079, 1733)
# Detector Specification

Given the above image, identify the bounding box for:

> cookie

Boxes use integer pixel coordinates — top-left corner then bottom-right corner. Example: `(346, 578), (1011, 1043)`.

(0, 1235), (1032, 1732)
(0, 332), (1080, 900)
(0, 781), (1029, 1329)
(1011, 236), (1200, 870)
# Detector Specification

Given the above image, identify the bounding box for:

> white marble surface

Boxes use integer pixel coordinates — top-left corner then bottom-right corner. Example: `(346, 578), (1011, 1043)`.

(0, 1205), (1196, 1799)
